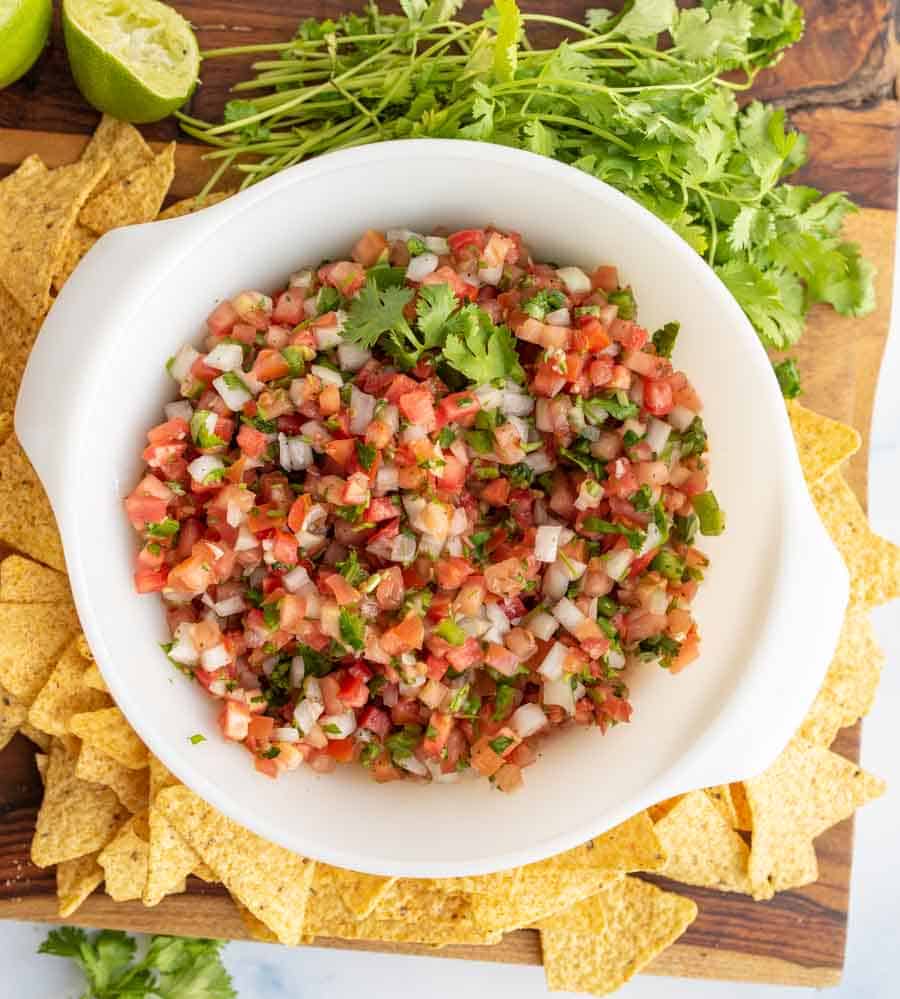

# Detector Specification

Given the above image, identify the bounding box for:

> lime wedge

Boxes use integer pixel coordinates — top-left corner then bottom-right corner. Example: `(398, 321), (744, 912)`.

(62, 0), (199, 123)
(0, 0), (52, 88)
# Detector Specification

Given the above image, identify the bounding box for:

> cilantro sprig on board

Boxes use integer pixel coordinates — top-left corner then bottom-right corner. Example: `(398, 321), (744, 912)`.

(182, 0), (874, 351)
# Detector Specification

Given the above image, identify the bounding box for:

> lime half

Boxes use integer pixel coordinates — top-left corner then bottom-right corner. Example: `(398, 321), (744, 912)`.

(62, 0), (199, 123)
(0, 0), (52, 88)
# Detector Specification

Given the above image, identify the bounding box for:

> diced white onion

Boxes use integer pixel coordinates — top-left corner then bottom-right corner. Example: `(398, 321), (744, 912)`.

(387, 228), (420, 242)
(398, 754), (429, 777)
(169, 344), (199, 382)
(209, 679), (227, 697)
(272, 726), (300, 743)
(552, 597), (587, 635)
(525, 610), (559, 642)
(320, 710), (356, 739)
(668, 405), (696, 432)
(556, 266), (592, 295)
(234, 525), (258, 552)
(299, 583), (320, 618)
(542, 561), (569, 601)
(500, 390), (534, 416)
(381, 404), (400, 434)
(511, 702), (549, 738)
(314, 325), (343, 350)
(374, 464), (399, 495)
(338, 342), (372, 372)
(543, 676), (576, 715)
(538, 641), (567, 680)
(213, 595), (246, 617)
(200, 644), (231, 671)
(561, 557), (587, 581)
(283, 565), (310, 593)
(524, 450), (555, 474)
(401, 424), (428, 444)
(390, 534), (417, 563)
(188, 455), (224, 483)
(168, 623), (198, 665)
(640, 521), (664, 556)
(534, 525), (562, 563)
(304, 676), (323, 703)
(213, 374), (252, 412)
(545, 307), (571, 327)
(474, 384), (503, 410)
(278, 434), (313, 472)
(311, 364), (343, 387)
(303, 297), (318, 318)
(289, 268), (314, 289)
(425, 235), (449, 254)
(406, 252), (439, 282)
(164, 399), (194, 423)
(485, 602), (511, 637)
(646, 418), (672, 456)
(605, 547), (635, 581)
(607, 649), (626, 670)
(478, 264), (503, 286)
(299, 420), (333, 451)
(293, 698), (324, 734)
(205, 343), (244, 372)
(460, 615), (490, 638)
(290, 656), (306, 689)
(449, 507), (469, 536)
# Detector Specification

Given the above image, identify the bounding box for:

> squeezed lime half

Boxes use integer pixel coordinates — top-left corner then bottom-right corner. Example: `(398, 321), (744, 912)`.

(0, 0), (52, 88)
(62, 0), (200, 123)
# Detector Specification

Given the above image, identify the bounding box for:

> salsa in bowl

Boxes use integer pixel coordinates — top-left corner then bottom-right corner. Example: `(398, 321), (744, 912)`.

(126, 224), (723, 790)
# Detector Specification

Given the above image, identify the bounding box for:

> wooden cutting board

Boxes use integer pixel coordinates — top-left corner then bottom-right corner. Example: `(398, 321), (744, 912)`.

(0, 0), (897, 987)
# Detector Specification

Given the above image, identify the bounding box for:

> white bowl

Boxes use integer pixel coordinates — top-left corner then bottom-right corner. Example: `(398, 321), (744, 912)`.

(16, 140), (848, 877)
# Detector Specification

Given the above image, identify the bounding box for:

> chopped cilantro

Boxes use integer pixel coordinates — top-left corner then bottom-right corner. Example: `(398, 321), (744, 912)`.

(434, 618), (466, 646)
(607, 288), (636, 320)
(339, 606), (365, 650)
(693, 490), (726, 536)
(508, 462), (534, 489)
(262, 602), (281, 631)
(493, 684), (516, 721)
(650, 549), (685, 581)
(448, 683), (471, 714)
(522, 288), (567, 320)
(189, 410), (226, 449)
(385, 724), (422, 761)
(582, 516), (644, 552)
(437, 426), (457, 447)
(652, 321), (680, 358)
(489, 735), (515, 755)
(673, 513), (699, 545)
(146, 517), (179, 539)
(630, 485), (653, 513)
(336, 549), (368, 588)
(583, 393), (639, 424)
(464, 429), (493, 454)
(678, 416), (708, 458)
(359, 742), (381, 766)
(261, 745), (282, 759)
(773, 357), (802, 399)
(355, 440), (377, 470)
(189, 733), (206, 745)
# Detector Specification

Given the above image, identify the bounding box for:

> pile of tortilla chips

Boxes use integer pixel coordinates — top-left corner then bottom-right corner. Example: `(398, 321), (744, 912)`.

(0, 117), (896, 997)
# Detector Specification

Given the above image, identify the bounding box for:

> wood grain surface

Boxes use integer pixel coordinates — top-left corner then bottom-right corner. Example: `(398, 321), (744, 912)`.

(0, 0), (897, 988)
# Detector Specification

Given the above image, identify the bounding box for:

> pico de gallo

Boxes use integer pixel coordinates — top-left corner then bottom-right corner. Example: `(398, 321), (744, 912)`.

(126, 225), (724, 790)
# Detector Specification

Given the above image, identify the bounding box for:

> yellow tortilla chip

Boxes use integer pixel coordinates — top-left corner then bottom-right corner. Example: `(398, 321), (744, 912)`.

(0, 285), (42, 414)
(144, 756), (200, 907)
(812, 471), (900, 609)
(654, 790), (751, 893)
(82, 662), (109, 693)
(0, 600), (80, 703)
(34, 751), (49, 782)
(20, 721), (51, 751)
(787, 402), (861, 486)
(435, 867), (521, 895)
(558, 811), (665, 874)
(0, 682), (26, 751)
(730, 782), (752, 831)
(57, 851), (105, 918)
(27, 637), (110, 737)
(157, 189), (234, 220)
(0, 555), (71, 603)
(0, 411), (11, 446)
(647, 796), (683, 823)
(51, 222), (98, 292)
(193, 860), (218, 882)
(538, 877), (697, 996)
(305, 873), (499, 947)
(69, 706), (148, 769)
(76, 743), (149, 814)
(0, 433), (66, 571)
(80, 144), (176, 235)
(79, 116), (154, 192)
(97, 811), (151, 902)
(745, 737), (885, 899)
(76, 634), (94, 661)
(234, 898), (280, 943)
(314, 865), (396, 920)
(156, 785), (315, 946)
(704, 785), (740, 828)
(799, 608), (884, 746)
(31, 740), (127, 868)
(0, 153), (110, 318)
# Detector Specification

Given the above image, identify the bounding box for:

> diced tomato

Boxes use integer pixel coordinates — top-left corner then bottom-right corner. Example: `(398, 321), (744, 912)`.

(320, 675), (344, 716)
(319, 260), (366, 296)
(643, 378), (674, 416)
(470, 736), (504, 777)
(437, 391), (480, 425)
(421, 266), (477, 301)
(252, 348), (290, 382)
(324, 438), (355, 470)
(272, 529), (299, 566)
(324, 572), (361, 606)
(279, 593), (307, 633)
(237, 423), (268, 459)
(338, 673), (369, 709)
(422, 712), (454, 757)
(591, 266), (618, 292)
(380, 613), (425, 655)
(254, 756), (279, 778)
(435, 557), (474, 590)
(482, 477), (510, 506)
(134, 567), (168, 593)
(207, 300), (240, 337)
(190, 355), (221, 386)
(287, 494), (312, 533)
(352, 229), (389, 267)
(448, 229), (486, 255)
(446, 636), (483, 670)
(435, 454), (467, 492)
(532, 363), (566, 398)
(397, 388), (436, 429)
(358, 704), (391, 738)
(484, 642), (519, 677)
(365, 497), (398, 522)
(272, 288), (305, 326)
(125, 474), (173, 530)
(219, 700), (251, 741)
(248, 714), (274, 743)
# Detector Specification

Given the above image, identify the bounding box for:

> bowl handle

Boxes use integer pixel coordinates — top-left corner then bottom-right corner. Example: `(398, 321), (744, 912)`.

(15, 221), (193, 507)
(671, 472), (849, 795)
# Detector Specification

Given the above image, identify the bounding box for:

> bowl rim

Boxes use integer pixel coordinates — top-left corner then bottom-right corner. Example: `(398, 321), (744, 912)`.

(16, 138), (848, 876)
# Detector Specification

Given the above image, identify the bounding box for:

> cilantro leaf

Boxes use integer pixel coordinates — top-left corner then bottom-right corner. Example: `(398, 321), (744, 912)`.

(773, 357), (802, 399)
(336, 548), (368, 587)
(672, 3), (754, 64)
(443, 307), (525, 384)
(415, 282), (458, 348)
(222, 100), (271, 143)
(339, 607), (365, 650)
(489, 0), (522, 83)
(614, 0), (677, 41)
(717, 260), (805, 348)
(343, 278), (415, 349)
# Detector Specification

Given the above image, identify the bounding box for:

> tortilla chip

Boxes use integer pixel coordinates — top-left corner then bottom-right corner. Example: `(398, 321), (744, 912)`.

(156, 785), (315, 946)
(799, 608), (884, 746)
(654, 790), (751, 893)
(76, 743), (149, 814)
(314, 865), (396, 920)
(28, 637), (110, 737)
(812, 471), (900, 609)
(788, 402), (861, 486)
(69, 706), (148, 769)
(0, 285), (43, 414)
(560, 811), (666, 874)
(745, 737), (885, 899)
(0, 433), (66, 571)
(0, 682), (26, 751)
(305, 874), (499, 947)
(0, 555), (71, 603)
(34, 751), (48, 782)
(538, 877), (697, 996)
(647, 796), (683, 823)
(79, 116), (154, 191)
(51, 223), (98, 292)
(435, 867), (521, 895)
(704, 785), (740, 828)
(730, 782), (752, 831)
(234, 899), (280, 943)
(97, 811), (151, 902)
(144, 756), (201, 907)
(31, 740), (127, 868)
(0, 600), (81, 703)
(0, 411), (11, 446)
(0, 154), (110, 318)
(76, 634), (94, 661)
(20, 722), (51, 751)
(79, 144), (176, 235)
(192, 861), (218, 882)
(57, 851), (105, 917)
(82, 663), (108, 693)
(157, 190), (234, 220)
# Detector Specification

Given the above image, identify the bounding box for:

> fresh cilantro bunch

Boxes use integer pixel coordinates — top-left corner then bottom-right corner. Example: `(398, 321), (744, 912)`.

(182, 0), (874, 351)
(38, 928), (236, 999)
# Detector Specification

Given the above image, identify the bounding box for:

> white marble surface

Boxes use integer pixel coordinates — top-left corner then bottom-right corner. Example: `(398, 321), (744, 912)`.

(3, 218), (899, 998)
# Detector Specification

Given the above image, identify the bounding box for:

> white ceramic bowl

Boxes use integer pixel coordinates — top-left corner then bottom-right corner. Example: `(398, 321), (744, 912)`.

(16, 140), (848, 877)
